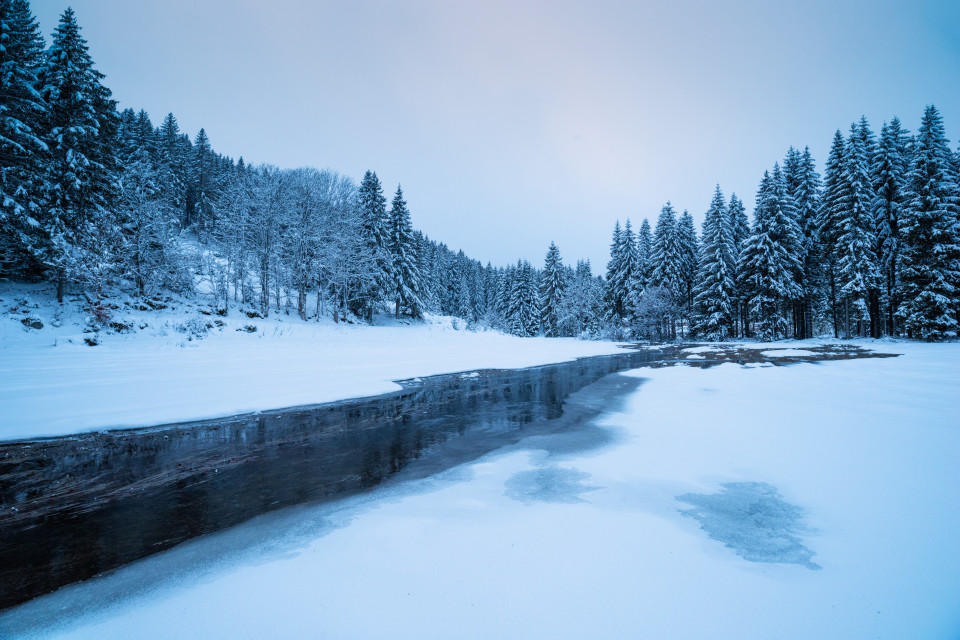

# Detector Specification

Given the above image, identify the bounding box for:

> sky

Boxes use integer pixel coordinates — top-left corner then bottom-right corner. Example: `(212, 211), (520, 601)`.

(32, 0), (960, 269)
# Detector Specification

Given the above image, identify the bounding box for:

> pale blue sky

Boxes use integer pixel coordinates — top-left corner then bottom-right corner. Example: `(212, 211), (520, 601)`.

(33, 0), (960, 268)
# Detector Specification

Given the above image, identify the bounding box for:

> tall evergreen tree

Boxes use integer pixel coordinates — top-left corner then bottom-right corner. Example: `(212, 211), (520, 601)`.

(38, 7), (120, 300)
(727, 193), (749, 337)
(187, 127), (215, 232)
(872, 117), (911, 335)
(692, 185), (736, 339)
(156, 112), (187, 214)
(539, 241), (565, 336)
(676, 209), (699, 326)
(650, 202), (682, 295)
(837, 123), (881, 337)
(635, 217), (653, 290)
(783, 145), (822, 337)
(354, 170), (390, 319)
(0, 0), (49, 276)
(649, 203), (682, 339)
(508, 259), (540, 336)
(739, 167), (803, 339)
(605, 220), (638, 321)
(817, 130), (848, 337)
(387, 185), (423, 318)
(897, 105), (960, 340)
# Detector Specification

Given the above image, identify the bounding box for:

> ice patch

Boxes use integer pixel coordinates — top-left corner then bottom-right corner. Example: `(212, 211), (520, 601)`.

(677, 482), (820, 570)
(504, 465), (600, 504)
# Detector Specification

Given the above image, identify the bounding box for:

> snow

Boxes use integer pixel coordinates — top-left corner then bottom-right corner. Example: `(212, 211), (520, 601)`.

(0, 287), (627, 441)
(759, 348), (818, 357)
(3, 343), (958, 639)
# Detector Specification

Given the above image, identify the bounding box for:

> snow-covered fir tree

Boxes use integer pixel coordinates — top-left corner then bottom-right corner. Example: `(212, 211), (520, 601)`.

(507, 260), (540, 336)
(727, 193), (749, 337)
(676, 209), (699, 332)
(604, 220), (632, 320)
(186, 128), (217, 233)
(635, 218), (652, 291)
(836, 123), (881, 337)
(872, 117), (911, 335)
(38, 7), (120, 300)
(116, 109), (189, 296)
(739, 166), (803, 339)
(387, 185), (423, 318)
(539, 241), (565, 337)
(156, 113), (188, 216)
(558, 259), (602, 336)
(817, 130), (848, 337)
(0, 0), (49, 278)
(783, 146), (822, 338)
(649, 203), (682, 338)
(692, 185), (736, 340)
(355, 170), (390, 320)
(897, 105), (960, 340)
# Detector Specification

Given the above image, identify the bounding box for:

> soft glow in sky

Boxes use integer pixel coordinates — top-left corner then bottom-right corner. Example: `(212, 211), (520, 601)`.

(33, 0), (960, 269)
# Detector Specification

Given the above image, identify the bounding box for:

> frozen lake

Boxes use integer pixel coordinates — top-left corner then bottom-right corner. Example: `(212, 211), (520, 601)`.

(1, 343), (958, 639)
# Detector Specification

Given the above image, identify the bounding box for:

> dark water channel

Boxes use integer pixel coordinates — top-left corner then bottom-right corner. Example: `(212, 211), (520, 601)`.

(0, 346), (685, 610)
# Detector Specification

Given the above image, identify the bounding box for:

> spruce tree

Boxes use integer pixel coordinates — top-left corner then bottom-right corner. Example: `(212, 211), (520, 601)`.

(635, 218), (653, 289)
(188, 127), (216, 233)
(508, 260), (540, 336)
(0, 0), (49, 277)
(794, 147), (822, 338)
(387, 185), (423, 318)
(604, 221), (626, 318)
(540, 241), (565, 336)
(38, 7), (120, 300)
(634, 202), (683, 339)
(692, 185), (736, 340)
(156, 112), (187, 214)
(355, 170), (390, 320)
(676, 209), (699, 329)
(837, 124), (881, 337)
(897, 105), (960, 340)
(817, 130), (848, 337)
(650, 202), (681, 296)
(727, 193), (749, 337)
(872, 117), (911, 335)
(739, 167), (803, 340)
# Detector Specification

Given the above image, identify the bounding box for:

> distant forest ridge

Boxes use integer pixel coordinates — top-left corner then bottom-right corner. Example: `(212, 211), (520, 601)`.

(2, 1), (959, 340)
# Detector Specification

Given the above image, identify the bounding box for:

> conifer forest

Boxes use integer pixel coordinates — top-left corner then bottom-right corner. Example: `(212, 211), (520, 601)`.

(3, 2), (960, 342)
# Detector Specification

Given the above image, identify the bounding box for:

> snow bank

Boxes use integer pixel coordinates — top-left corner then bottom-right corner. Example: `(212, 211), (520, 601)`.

(2, 344), (958, 639)
(759, 348), (818, 357)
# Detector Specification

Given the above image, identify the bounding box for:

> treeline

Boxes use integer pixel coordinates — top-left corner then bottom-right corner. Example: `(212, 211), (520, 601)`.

(2, 2), (959, 341)
(600, 111), (960, 341)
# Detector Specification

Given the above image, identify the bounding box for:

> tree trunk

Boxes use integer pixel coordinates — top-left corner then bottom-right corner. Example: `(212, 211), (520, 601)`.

(868, 289), (881, 338)
(829, 266), (839, 338)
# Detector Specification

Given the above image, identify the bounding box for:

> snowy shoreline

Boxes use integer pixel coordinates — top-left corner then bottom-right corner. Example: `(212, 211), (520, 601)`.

(1, 290), (631, 441)
(1, 284), (949, 442)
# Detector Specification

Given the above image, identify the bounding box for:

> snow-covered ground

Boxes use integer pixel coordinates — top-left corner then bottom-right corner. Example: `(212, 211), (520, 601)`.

(2, 342), (957, 639)
(0, 285), (626, 441)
